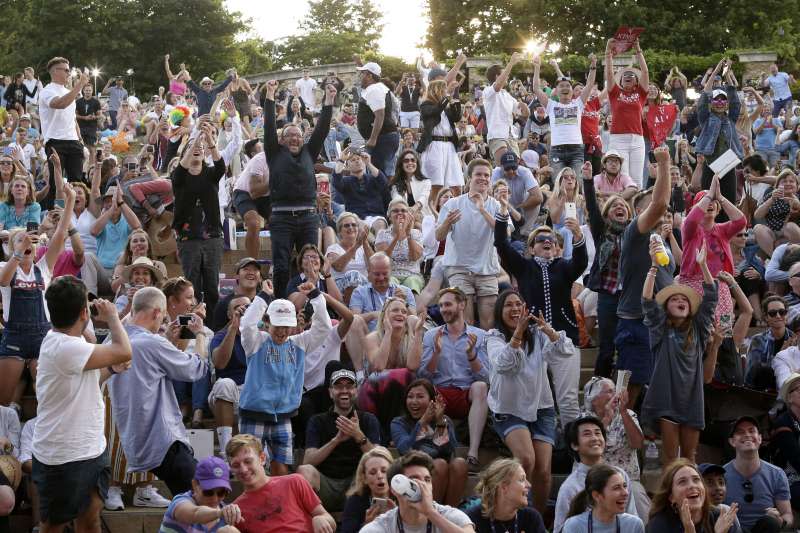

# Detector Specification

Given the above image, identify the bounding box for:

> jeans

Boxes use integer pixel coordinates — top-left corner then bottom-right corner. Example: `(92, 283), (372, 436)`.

(150, 441), (196, 496)
(367, 131), (400, 177)
(109, 109), (118, 130)
(550, 143), (585, 176)
(772, 96), (793, 118)
(44, 139), (85, 210)
(596, 292), (620, 378)
(608, 133), (646, 187)
(270, 211), (320, 299)
(177, 237), (224, 322)
(173, 365), (211, 411)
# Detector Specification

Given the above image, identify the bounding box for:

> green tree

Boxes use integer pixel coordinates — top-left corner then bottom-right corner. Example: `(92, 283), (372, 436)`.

(280, 0), (384, 67)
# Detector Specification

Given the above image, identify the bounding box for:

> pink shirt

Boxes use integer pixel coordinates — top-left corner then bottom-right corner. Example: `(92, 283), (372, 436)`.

(234, 152), (269, 196)
(169, 79), (187, 97)
(593, 172), (636, 195)
(679, 204), (746, 279)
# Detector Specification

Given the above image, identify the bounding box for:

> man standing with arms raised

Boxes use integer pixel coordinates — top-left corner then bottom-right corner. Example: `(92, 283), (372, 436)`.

(32, 276), (132, 533)
(39, 57), (89, 209)
(263, 79), (336, 297)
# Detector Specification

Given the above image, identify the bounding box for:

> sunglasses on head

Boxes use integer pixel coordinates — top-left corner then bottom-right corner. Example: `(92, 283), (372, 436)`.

(742, 480), (754, 503)
(767, 308), (788, 317)
(202, 488), (228, 498)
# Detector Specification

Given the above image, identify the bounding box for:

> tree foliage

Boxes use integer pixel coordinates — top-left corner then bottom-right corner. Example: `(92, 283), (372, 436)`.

(280, 0), (384, 68)
(0, 0), (245, 95)
(426, 0), (800, 68)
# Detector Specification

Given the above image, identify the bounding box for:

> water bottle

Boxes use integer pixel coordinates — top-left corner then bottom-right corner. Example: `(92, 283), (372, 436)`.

(650, 234), (670, 267)
(644, 440), (660, 471)
(391, 474), (422, 502)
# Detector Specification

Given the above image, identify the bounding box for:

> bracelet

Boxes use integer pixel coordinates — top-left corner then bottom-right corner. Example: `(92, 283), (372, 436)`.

(67, 228), (77, 237)
(468, 354), (478, 362)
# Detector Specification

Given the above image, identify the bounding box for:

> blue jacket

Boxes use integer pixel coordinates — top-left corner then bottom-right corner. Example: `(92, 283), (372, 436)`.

(332, 170), (391, 219)
(238, 292), (332, 421)
(695, 85), (743, 159)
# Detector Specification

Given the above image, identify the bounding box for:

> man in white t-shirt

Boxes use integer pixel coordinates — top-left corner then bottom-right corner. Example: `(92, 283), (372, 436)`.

(295, 69), (319, 112)
(482, 52), (523, 166)
(531, 54), (597, 175)
(763, 63), (796, 118)
(232, 147), (270, 259)
(356, 62), (400, 177)
(39, 56), (89, 210)
(32, 276), (132, 531)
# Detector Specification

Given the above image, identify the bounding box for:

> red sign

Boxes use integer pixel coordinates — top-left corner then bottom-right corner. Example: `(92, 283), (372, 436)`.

(612, 27), (645, 54)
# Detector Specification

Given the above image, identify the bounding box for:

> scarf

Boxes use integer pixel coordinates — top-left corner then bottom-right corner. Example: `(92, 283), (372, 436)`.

(597, 219), (628, 272)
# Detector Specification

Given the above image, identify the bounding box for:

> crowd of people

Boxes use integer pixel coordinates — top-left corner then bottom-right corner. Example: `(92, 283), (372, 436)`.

(0, 33), (799, 533)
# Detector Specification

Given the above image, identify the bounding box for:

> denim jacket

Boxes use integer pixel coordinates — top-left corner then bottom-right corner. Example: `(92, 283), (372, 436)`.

(695, 85), (743, 159)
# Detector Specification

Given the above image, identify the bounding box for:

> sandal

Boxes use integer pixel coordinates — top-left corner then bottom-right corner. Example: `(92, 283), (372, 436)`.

(467, 455), (480, 473)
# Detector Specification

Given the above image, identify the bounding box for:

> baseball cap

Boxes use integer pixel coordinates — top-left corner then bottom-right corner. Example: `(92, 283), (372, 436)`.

(556, 76), (572, 84)
(697, 463), (726, 477)
(235, 257), (261, 274)
(356, 62), (382, 77)
(267, 299), (297, 327)
(194, 456), (231, 492)
(712, 89), (728, 100)
(19, 114), (31, 121)
(729, 415), (760, 437)
(329, 368), (357, 387)
(428, 67), (447, 82)
(501, 152), (519, 170)
(103, 185), (118, 199)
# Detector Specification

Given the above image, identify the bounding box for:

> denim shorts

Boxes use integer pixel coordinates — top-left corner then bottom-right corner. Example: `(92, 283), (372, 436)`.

(615, 317), (654, 384)
(32, 448), (110, 525)
(491, 407), (557, 445)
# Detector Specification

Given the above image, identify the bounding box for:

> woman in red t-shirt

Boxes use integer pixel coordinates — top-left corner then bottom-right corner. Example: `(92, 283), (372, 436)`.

(604, 37), (650, 188)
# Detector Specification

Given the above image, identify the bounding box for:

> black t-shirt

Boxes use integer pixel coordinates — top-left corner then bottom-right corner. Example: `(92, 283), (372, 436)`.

(305, 408), (381, 479)
(466, 506), (547, 533)
(76, 97), (101, 128)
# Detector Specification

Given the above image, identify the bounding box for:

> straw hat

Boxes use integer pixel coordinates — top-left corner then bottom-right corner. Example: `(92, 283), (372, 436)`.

(0, 455), (22, 490)
(122, 256), (165, 284)
(780, 372), (800, 402)
(654, 284), (701, 316)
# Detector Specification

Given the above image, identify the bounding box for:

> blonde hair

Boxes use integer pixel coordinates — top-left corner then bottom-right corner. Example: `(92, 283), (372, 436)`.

(424, 79), (447, 104)
(335, 211), (359, 234)
(526, 224), (555, 248)
(552, 167), (584, 204)
(225, 433), (263, 459)
(776, 169), (799, 188)
(600, 194), (632, 220)
(475, 458), (524, 518)
(346, 446), (394, 497)
(376, 295), (412, 367)
(386, 197), (409, 219)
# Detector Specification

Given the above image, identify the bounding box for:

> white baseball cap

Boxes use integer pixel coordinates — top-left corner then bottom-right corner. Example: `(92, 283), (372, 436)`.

(356, 62), (382, 77)
(267, 299), (297, 327)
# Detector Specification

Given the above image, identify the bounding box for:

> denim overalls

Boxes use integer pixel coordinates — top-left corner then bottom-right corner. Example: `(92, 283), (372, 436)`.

(0, 266), (51, 359)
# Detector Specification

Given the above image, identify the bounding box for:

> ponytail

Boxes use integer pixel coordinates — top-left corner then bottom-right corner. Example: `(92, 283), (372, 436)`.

(566, 488), (592, 519)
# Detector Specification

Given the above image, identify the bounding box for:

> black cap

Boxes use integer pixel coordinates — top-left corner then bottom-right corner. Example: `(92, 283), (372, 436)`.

(729, 416), (760, 437)
(698, 463), (726, 477)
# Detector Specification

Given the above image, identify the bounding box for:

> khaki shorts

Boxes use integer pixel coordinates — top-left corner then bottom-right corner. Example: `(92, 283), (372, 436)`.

(488, 137), (521, 159)
(445, 267), (499, 298)
(318, 473), (352, 512)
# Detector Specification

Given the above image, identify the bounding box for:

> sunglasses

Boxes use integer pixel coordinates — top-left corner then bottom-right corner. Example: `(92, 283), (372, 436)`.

(202, 488), (229, 498)
(767, 309), (788, 317)
(533, 234), (555, 244)
(742, 480), (754, 503)
(712, 97), (728, 103)
(340, 222), (359, 229)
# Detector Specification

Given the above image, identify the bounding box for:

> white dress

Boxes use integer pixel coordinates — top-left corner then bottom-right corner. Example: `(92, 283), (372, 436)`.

(420, 111), (464, 188)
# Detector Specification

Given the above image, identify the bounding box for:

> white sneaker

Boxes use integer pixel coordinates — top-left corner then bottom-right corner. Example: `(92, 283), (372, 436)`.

(133, 485), (171, 508)
(104, 486), (125, 511)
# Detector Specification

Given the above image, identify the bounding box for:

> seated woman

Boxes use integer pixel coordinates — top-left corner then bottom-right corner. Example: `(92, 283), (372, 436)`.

(730, 228), (764, 324)
(340, 446), (395, 533)
(753, 170), (800, 255)
(467, 458), (547, 533)
(159, 456), (242, 532)
(375, 198), (425, 294)
(286, 243), (342, 311)
(770, 373), (800, 511)
(390, 378), (468, 507)
(325, 212), (372, 298)
(486, 289), (567, 514)
(114, 256), (164, 318)
(563, 463), (644, 533)
(358, 296), (425, 438)
(581, 377), (649, 520)
(391, 150), (432, 216)
(111, 229), (167, 295)
(646, 459), (738, 533)
(162, 276), (213, 429)
(0, 175), (40, 231)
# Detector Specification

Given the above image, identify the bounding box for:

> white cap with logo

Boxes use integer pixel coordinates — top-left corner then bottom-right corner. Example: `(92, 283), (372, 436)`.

(266, 299), (297, 327)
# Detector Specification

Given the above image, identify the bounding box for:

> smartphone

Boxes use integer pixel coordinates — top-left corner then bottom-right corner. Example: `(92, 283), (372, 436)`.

(54, 199), (65, 209)
(371, 497), (390, 513)
(178, 315), (192, 326)
(564, 202), (578, 220)
(26, 221), (39, 233)
(178, 314), (196, 339)
(90, 302), (99, 317)
(317, 179), (330, 194)
(145, 144), (155, 153)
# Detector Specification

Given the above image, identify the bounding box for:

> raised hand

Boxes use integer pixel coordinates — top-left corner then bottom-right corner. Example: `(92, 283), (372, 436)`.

(653, 145), (670, 163)
(696, 241), (707, 266)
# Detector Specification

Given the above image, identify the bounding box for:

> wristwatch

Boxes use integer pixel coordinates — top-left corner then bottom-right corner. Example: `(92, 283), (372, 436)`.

(358, 436), (368, 446)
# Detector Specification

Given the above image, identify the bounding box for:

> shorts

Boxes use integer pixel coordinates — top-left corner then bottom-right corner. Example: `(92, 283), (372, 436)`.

(436, 386), (472, 419)
(318, 473), (353, 512)
(445, 267), (498, 298)
(0, 326), (49, 360)
(32, 448), (110, 525)
(80, 129), (97, 146)
(577, 288), (598, 318)
(392, 273), (425, 294)
(233, 189), (271, 220)
(207, 378), (242, 411)
(491, 407), (557, 446)
(615, 317), (654, 385)
(239, 417), (293, 465)
(488, 137), (521, 158)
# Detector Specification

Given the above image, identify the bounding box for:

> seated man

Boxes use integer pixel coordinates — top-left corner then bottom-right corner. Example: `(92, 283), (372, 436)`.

(553, 416), (638, 533)
(419, 287), (489, 472)
(298, 366), (380, 512)
(724, 416), (793, 533)
(331, 150), (391, 231)
(699, 463), (740, 526)
(209, 295), (251, 460)
(212, 257), (265, 330)
(360, 450), (474, 533)
(227, 434), (336, 533)
(349, 252), (416, 333)
(746, 296), (793, 391)
(90, 185), (142, 276)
